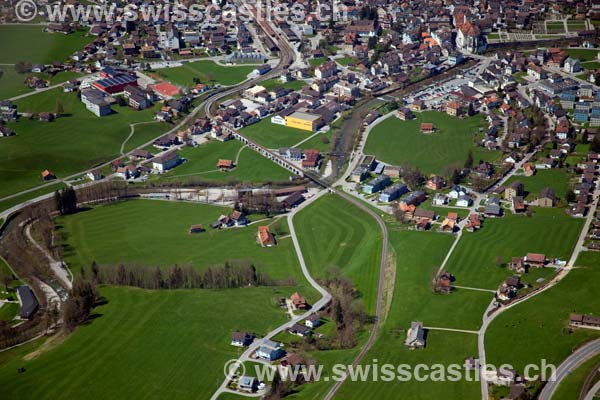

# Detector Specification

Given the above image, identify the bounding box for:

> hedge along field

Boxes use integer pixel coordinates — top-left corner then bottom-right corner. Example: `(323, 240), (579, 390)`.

(0, 88), (165, 199)
(0, 286), (289, 400)
(58, 199), (319, 300)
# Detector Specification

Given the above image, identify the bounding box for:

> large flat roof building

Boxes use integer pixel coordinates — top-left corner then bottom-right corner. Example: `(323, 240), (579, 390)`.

(285, 111), (323, 132)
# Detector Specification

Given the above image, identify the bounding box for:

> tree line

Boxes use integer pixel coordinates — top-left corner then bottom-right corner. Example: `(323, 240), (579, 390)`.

(83, 261), (295, 290)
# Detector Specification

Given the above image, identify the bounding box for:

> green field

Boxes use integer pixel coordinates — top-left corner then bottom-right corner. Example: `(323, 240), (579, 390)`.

(153, 61), (254, 87)
(553, 353), (600, 400)
(0, 286), (290, 399)
(0, 88), (166, 199)
(504, 168), (572, 202)
(308, 58), (327, 68)
(0, 182), (67, 214)
(294, 194), (382, 314)
(334, 230), (481, 399)
(336, 57), (357, 66)
(0, 66), (82, 101)
(0, 26), (91, 64)
(240, 118), (314, 149)
(485, 252), (600, 373)
(260, 78), (306, 91)
(364, 112), (495, 175)
(566, 49), (600, 62)
(58, 200), (317, 297)
(154, 139), (293, 184)
(444, 208), (583, 290)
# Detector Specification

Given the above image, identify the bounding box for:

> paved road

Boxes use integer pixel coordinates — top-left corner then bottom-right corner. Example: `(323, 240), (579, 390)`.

(584, 376), (600, 400)
(539, 338), (600, 400)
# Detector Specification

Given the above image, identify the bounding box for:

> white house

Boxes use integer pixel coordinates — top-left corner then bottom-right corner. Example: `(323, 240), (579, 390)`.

(564, 57), (582, 74)
(456, 195), (472, 207)
(404, 321), (426, 349)
(152, 151), (180, 173)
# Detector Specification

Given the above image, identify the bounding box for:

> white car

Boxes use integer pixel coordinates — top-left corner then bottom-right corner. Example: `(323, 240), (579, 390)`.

(258, 382), (266, 390)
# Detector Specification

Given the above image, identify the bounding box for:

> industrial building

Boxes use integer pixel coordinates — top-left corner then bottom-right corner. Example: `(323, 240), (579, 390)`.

(285, 111), (323, 132)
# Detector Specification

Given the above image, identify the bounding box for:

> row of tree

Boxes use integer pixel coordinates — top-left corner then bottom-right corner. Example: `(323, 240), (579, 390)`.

(63, 276), (99, 332)
(83, 261), (294, 290)
(54, 187), (78, 216)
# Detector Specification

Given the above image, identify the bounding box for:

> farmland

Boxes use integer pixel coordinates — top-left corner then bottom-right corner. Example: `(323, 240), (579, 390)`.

(504, 168), (573, 203)
(293, 194), (382, 314)
(0, 88), (165, 199)
(0, 286), (290, 399)
(485, 252), (600, 372)
(154, 140), (293, 184)
(0, 66), (82, 101)
(153, 61), (254, 87)
(443, 208), (583, 290)
(240, 118), (314, 149)
(364, 111), (497, 175)
(0, 26), (92, 64)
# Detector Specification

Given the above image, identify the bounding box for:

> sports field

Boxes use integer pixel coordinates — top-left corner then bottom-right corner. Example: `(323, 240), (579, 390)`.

(0, 26), (92, 64)
(240, 118), (314, 149)
(155, 140), (293, 184)
(444, 208), (583, 290)
(153, 61), (254, 87)
(364, 111), (497, 175)
(485, 252), (600, 372)
(0, 88), (166, 199)
(294, 194), (382, 314)
(0, 286), (289, 399)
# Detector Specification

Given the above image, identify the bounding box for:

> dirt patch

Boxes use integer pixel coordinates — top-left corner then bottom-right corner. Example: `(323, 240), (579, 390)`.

(23, 333), (66, 361)
(380, 245), (397, 324)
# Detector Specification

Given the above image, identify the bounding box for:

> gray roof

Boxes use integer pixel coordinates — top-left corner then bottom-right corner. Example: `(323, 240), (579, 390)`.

(17, 286), (38, 319)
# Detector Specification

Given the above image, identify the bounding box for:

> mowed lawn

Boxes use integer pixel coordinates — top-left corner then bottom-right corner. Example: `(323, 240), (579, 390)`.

(444, 208), (583, 290)
(0, 286), (289, 399)
(59, 200), (317, 298)
(240, 118), (314, 149)
(0, 88), (165, 199)
(0, 26), (92, 64)
(504, 168), (573, 202)
(485, 252), (600, 373)
(156, 140), (293, 184)
(153, 61), (254, 87)
(364, 111), (494, 175)
(294, 194), (382, 315)
(553, 353), (600, 400)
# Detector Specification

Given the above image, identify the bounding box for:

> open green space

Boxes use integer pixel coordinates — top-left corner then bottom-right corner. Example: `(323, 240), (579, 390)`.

(364, 111), (494, 175)
(122, 121), (171, 154)
(336, 57), (357, 66)
(0, 182), (67, 214)
(0, 285), (289, 399)
(0, 303), (18, 322)
(0, 26), (91, 64)
(294, 194), (382, 314)
(485, 251), (600, 373)
(565, 49), (600, 62)
(153, 61), (254, 87)
(582, 61), (600, 70)
(504, 168), (573, 203)
(0, 66), (82, 101)
(58, 199), (317, 298)
(308, 58), (327, 68)
(554, 353), (600, 400)
(444, 208), (583, 290)
(0, 88), (166, 199)
(240, 117), (314, 149)
(260, 78), (306, 91)
(153, 139), (293, 184)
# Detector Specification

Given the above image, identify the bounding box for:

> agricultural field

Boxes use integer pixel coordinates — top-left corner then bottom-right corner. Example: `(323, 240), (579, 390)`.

(0, 286), (290, 399)
(443, 208), (583, 290)
(0, 182), (67, 214)
(364, 111), (497, 175)
(504, 168), (573, 203)
(334, 230), (481, 399)
(153, 140), (293, 184)
(485, 252), (600, 373)
(58, 199), (318, 297)
(240, 118), (314, 149)
(293, 194), (382, 314)
(566, 48), (600, 62)
(0, 66), (82, 101)
(0, 88), (166, 199)
(152, 61), (254, 87)
(0, 26), (92, 64)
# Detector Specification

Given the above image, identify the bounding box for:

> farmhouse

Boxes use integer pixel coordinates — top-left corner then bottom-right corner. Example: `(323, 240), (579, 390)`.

(217, 159), (234, 170)
(420, 123), (435, 134)
(569, 313), (600, 329)
(405, 321), (426, 349)
(41, 169), (56, 181)
(290, 292), (308, 309)
(188, 224), (205, 234)
(524, 253), (546, 267)
(231, 331), (254, 347)
(152, 151), (180, 172)
(257, 226), (275, 247)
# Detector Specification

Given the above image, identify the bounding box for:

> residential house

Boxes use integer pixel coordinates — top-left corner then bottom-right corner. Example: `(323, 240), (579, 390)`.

(404, 321), (426, 349)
